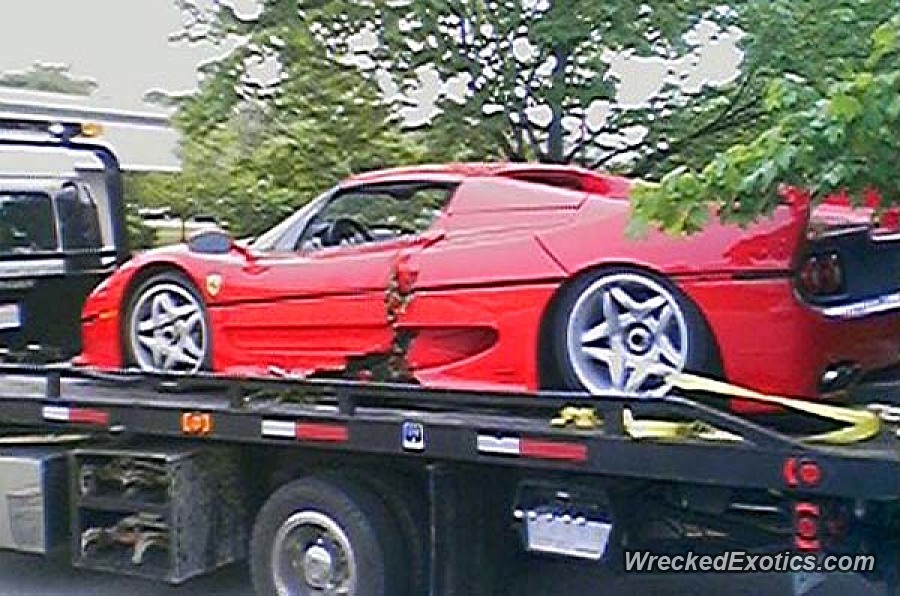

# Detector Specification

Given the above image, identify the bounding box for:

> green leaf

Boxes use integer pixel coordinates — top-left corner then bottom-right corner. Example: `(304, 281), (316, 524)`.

(829, 94), (863, 122)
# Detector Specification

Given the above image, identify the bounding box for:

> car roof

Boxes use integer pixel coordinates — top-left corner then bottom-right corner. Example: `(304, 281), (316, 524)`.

(341, 162), (631, 198)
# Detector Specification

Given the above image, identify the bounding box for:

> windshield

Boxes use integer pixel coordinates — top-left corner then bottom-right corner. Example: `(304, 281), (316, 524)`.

(250, 189), (334, 252)
(0, 192), (57, 253)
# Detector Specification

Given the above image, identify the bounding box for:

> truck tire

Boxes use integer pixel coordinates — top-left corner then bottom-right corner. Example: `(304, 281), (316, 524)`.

(250, 474), (405, 596)
(348, 470), (428, 596)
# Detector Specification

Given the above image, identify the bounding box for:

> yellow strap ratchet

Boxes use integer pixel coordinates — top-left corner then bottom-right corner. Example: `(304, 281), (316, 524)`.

(550, 373), (882, 445)
(665, 372), (881, 445)
(551, 406), (601, 429)
(622, 409), (743, 443)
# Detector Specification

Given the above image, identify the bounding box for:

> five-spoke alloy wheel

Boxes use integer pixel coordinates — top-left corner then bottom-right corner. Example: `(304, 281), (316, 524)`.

(549, 269), (718, 397)
(125, 272), (210, 374)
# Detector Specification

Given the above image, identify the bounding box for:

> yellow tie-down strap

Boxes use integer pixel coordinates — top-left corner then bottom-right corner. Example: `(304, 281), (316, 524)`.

(552, 373), (882, 446)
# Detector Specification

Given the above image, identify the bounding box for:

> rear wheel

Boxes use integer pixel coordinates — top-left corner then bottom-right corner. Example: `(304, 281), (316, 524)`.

(124, 272), (210, 374)
(250, 475), (405, 596)
(548, 268), (719, 396)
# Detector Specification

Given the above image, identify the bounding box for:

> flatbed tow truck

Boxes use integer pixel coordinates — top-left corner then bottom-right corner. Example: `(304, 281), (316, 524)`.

(0, 117), (899, 596)
(0, 364), (897, 595)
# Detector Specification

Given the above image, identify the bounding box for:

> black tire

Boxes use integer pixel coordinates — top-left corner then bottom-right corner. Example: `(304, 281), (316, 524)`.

(123, 271), (211, 373)
(250, 474), (406, 596)
(349, 470), (428, 596)
(546, 267), (720, 395)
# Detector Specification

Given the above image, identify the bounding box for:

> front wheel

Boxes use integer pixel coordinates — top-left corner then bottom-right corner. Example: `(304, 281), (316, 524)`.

(548, 268), (719, 396)
(124, 272), (210, 374)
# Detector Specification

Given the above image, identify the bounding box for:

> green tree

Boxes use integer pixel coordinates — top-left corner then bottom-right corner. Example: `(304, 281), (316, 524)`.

(0, 62), (97, 96)
(136, 0), (426, 238)
(164, 0), (899, 176)
(631, 15), (900, 234)
(632, 0), (898, 178)
(309, 0), (736, 166)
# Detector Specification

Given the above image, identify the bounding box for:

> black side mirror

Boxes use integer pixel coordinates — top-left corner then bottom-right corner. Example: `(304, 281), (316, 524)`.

(187, 229), (233, 254)
(187, 229), (258, 263)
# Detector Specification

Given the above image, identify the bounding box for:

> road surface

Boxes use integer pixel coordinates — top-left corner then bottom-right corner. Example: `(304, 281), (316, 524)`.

(0, 551), (883, 595)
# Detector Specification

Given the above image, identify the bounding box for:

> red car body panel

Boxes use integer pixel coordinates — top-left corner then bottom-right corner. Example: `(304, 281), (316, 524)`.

(680, 278), (900, 411)
(76, 164), (900, 403)
(402, 284), (557, 392)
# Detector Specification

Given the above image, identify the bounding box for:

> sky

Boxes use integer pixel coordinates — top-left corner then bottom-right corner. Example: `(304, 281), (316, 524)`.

(0, 1), (258, 168)
(0, 1), (250, 111)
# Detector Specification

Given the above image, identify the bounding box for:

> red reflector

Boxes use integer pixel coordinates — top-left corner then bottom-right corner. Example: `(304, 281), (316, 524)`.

(799, 461), (821, 486)
(519, 439), (587, 462)
(295, 423), (349, 443)
(794, 536), (821, 551)
(69, 408), (109, 426)
(783, 457), (798, 487)
(796, 516), (818, 540)
(794, 502), (822, 551)
(795, 502), (820, 517)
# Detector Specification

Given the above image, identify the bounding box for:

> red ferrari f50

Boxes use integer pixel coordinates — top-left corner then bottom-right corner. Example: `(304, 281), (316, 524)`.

(76, 163), (900, 403)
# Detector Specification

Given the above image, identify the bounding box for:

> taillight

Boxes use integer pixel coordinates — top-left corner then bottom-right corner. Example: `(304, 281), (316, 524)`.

(798, 253), (843, 296)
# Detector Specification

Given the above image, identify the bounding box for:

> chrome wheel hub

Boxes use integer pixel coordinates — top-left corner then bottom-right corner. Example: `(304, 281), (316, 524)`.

(625, 325), (652, 355)
(566, 273), (688, 396)
(272, 511), (357, 596)
(302, 544), (334, 589)
(129, 283), (206, 374)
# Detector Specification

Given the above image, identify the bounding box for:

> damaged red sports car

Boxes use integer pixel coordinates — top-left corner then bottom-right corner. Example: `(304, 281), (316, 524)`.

(76, 163), (900, 402)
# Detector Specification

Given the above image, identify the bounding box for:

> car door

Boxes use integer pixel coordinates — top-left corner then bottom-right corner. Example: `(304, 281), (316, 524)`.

(217, 182), (455, 374)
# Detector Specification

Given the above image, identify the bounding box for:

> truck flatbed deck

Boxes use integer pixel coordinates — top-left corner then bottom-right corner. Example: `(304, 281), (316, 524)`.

(0, 365), (897, 503)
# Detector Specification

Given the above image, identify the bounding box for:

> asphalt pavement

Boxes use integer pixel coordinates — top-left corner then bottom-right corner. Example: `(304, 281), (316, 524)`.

(0, 551), (884, 596)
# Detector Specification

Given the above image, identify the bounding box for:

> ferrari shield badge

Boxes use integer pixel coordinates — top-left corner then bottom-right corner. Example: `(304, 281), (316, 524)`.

(205, 273), (223, 297)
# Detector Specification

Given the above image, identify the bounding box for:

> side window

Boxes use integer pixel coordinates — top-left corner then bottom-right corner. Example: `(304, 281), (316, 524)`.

(56, 183), (102, 250)
(297, 183), (454, 250)
(0, 192), (57, 253)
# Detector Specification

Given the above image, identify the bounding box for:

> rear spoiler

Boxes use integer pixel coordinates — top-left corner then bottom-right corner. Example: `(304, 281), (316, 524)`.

(494, 164), (632, 199)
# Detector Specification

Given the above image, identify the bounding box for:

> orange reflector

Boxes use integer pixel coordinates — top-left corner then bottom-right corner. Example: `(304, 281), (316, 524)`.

(80, 122), (103, 138)
(181, 412), (213, 435)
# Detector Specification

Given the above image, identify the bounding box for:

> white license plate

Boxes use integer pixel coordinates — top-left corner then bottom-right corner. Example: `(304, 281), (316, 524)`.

(0, 304), (21, 330)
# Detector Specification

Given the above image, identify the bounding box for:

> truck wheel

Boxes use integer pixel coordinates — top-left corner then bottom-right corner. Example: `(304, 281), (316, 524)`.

(349, 470), (427, 596)
(250, 475), (405, 596)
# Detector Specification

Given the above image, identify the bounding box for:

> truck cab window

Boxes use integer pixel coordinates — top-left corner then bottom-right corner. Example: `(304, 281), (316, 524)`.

(0, 192), (57, 253)
(56, 183), (102, 250)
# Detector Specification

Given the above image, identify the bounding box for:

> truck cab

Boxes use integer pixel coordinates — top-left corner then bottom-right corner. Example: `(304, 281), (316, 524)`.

(0, 119), (127, 360)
